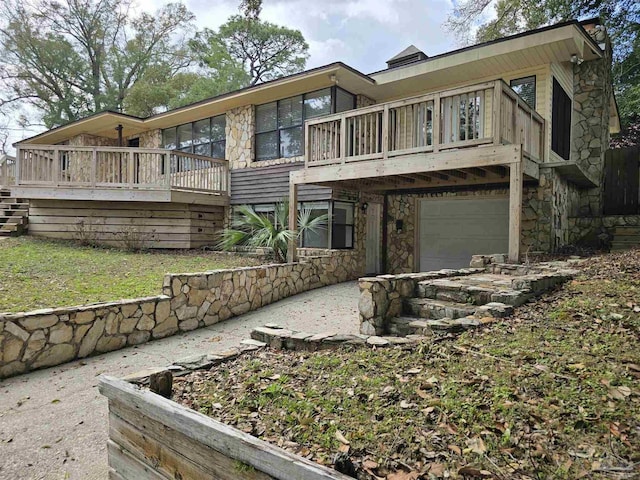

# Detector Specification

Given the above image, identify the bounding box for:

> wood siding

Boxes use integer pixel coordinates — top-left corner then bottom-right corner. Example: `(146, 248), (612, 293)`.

(603, 147), (640, 215)
(230, 163), (332, 205)
(28, 200), (224, 249)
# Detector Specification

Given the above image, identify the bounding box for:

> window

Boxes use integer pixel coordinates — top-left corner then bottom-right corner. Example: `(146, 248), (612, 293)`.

(301, 202), (329, 248)
(255, 87), (355, 161)
(510, 76), (536, 109)
(331, 201), (354, 249)
(161, 114), (226, 158)
(551, 78), (571, 160)
(239, 200), (355, 249)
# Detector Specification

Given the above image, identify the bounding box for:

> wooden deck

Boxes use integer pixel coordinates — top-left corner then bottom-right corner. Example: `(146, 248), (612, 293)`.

(289, 80), (546, 264)
(11, 147), (229, 206)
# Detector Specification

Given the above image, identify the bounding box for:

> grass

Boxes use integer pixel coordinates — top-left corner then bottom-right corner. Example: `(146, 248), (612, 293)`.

(173, 251), (640, 479)
(0, 237), (261, 313)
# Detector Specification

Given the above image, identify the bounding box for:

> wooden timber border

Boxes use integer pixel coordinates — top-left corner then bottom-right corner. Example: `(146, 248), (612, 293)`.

(99, 375), (352, 480)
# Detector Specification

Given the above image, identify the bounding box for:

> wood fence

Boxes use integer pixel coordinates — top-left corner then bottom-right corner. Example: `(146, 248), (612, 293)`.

(603, 146), (640, 215)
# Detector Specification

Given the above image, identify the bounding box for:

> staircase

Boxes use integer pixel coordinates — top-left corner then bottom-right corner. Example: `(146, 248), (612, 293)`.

(0, 188), (29, 237)
(610, 226), (640, 251)
(388, 272), (567, 336)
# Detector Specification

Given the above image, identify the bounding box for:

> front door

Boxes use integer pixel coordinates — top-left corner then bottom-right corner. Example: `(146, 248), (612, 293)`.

(365, 203), (382, 274)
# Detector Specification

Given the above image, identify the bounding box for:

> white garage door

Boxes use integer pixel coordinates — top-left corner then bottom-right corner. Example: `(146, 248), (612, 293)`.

(419, 197), (509, 271)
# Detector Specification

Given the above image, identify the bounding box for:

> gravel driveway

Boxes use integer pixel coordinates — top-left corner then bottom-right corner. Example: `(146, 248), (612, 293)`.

(0, 282), (359, 480)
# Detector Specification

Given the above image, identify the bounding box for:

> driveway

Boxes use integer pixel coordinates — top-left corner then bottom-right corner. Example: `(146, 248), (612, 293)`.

(0, 282), (359, 480)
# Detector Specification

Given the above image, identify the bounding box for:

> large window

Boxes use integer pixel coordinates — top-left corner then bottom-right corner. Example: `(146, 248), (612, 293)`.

(161, 115), (226, 158)
(510, 76), (536, 109)
(236, 201), (355, 249)
(255, 87), (355, 161)
(551, 78), (571, 160)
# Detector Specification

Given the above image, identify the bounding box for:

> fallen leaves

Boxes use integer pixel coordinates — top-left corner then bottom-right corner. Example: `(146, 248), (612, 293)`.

(169, 250), (640, 480)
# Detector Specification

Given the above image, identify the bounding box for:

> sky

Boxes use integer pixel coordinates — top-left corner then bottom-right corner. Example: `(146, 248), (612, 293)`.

(6, 0), (462, 151)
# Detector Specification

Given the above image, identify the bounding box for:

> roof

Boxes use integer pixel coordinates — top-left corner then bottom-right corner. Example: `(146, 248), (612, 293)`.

(17, 18), (619, 144)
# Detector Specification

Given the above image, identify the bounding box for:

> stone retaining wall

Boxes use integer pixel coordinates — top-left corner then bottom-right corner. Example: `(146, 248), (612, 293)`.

(0, 250), (364, 379)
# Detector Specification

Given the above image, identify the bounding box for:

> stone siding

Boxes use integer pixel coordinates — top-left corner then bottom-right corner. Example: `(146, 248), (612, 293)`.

(226, 105), (254, 169)
(0, 251), (365, 379)
(68, 134), (118, 147)
(135, 129), (162, 149)
(570, 32), (613, 217)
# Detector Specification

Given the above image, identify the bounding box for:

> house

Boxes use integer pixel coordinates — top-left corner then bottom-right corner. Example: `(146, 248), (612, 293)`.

(12, 18), (619, 275)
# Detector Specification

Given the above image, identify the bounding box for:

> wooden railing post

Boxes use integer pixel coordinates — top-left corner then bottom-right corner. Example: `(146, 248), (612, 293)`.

(305, 121), (311, 167)
(165, 153), (171, 188)
(91, 148), (97, 187)
(493, 80), (502, 145)
(339, 115), (347, 163)
(14, 147), (21, 185)
(433, 94), (441, 152)
(128, 150), (135, 187)
(53, 146), (61, 185)
(381, 105), (389, 159)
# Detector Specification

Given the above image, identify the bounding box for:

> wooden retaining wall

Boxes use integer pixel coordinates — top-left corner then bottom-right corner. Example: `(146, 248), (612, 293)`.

(99, 376), (351, 480)
(28, 200), (224, 249)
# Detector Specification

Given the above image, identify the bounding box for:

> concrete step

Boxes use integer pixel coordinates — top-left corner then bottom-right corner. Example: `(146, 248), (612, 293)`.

(404, 298), (477, 320)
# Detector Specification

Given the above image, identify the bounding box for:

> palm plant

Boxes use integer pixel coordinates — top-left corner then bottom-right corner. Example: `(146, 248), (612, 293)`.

(218, 201), (328, 262)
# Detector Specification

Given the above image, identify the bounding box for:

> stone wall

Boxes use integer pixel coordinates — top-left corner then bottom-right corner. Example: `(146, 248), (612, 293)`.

(0, 296), (170, 378)
(0, 251), (364, 379)
(569, 214), (640, 245)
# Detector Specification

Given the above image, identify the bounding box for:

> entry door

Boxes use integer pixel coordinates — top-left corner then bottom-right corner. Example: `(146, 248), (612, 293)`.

(365, 203), (382, 274)
(418, 197), (509, 271)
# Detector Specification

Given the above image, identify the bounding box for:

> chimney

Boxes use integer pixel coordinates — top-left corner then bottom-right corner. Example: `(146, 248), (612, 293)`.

(386, 45), (428, 69)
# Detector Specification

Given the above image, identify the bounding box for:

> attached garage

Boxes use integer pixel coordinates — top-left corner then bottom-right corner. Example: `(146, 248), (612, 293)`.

(418, 197), (510, 271)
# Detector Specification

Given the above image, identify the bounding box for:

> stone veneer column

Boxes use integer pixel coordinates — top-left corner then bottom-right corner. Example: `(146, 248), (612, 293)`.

(571, 33), (612, 216)
(226, 105), (254, 170)
(137, 129), (162, 148)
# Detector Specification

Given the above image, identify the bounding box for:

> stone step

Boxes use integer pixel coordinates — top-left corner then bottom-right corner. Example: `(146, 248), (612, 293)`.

(613, 226), (640, 236)
(1, 208), (28, 216)
(388, 316), (484, 335)
(404, 298), (477, 320)
(0, 215), (27, 225)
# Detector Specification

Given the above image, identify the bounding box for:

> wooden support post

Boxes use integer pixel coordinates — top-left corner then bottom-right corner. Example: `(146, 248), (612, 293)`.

(508, 158), (522, 264)
(288, 180), (298, 263)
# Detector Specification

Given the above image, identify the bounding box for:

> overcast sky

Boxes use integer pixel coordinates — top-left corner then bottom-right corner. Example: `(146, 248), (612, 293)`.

(7, 0), (462, 150)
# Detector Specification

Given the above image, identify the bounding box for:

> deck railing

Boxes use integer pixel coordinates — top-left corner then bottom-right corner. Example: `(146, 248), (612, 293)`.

(14, 146), (228, 195)
(305, 80), (544, 167)
(0, 154), (16, 187)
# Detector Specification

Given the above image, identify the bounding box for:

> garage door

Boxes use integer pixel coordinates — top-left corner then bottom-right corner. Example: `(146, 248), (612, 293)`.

(419, 197), (509, 271)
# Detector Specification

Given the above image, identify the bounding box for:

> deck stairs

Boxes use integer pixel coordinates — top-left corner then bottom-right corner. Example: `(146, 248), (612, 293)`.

(0, 188), (29, 237)
(389, 272), (570, 336)
(610, 226), (640, 252)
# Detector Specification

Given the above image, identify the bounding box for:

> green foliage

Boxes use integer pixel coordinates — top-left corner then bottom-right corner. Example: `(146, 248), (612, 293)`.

(0, 0), (194, 127)
(191, 14), (308, 87)
(218, 202), (327, 263)
(446, 0), (640, 126)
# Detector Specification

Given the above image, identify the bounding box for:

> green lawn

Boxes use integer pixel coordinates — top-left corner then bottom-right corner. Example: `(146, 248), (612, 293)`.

(0, 237), (261, 313)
